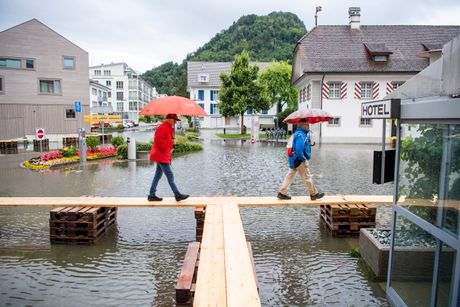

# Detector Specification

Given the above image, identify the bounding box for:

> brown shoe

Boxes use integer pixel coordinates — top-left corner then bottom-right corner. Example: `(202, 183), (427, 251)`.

(310, 192), (325, 201)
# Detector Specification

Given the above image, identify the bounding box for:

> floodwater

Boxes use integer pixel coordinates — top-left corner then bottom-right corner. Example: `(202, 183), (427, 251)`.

(0, 129), (393, 306)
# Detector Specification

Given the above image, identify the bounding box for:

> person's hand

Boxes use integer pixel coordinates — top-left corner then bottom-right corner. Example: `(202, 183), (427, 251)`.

(310, 140), (316, 146)
(173, 138), (177, 145)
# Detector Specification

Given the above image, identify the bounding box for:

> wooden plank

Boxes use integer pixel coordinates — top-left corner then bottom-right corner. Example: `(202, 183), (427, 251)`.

(246, 242), (259, 292)
(194, 205), (226, 307)
(176, 242), (200, 304)
(222, 204), (260, 307)
(0, 195), (393, 208)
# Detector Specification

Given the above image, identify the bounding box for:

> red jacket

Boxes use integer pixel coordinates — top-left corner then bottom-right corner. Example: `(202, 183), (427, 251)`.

(150, 122), (174, 163)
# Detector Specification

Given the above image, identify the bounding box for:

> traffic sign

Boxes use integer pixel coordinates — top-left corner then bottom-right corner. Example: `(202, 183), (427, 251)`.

(75, 101), (81, 113)
(36, 128), (45, 140)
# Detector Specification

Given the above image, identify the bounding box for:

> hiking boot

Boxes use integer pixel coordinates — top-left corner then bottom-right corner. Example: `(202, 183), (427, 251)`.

(175, 193), (190, 202)
(310, 192), (325, 201)
(147, 195), (163, 201)
(277, 192), (292, 200)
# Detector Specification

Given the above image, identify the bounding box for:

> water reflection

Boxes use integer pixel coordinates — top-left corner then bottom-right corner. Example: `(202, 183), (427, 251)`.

(0, 132), (392, 306)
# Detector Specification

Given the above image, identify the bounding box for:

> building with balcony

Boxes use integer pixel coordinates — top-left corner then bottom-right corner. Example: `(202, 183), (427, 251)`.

(187, 61), (277, 130)
(0, 19), (90, 140)
(89, 80), (112, 114)
(89, 63), (157, 124)
(292, 7), (460, 143)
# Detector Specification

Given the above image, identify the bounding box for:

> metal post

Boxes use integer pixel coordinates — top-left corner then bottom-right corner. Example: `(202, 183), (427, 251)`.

(39, 139), (43, 153)
(101, 121), (105, 145)
(381, 119), (386, 184)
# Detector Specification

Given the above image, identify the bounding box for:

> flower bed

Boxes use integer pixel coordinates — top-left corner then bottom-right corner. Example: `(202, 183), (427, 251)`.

(23, 145), (116, 170)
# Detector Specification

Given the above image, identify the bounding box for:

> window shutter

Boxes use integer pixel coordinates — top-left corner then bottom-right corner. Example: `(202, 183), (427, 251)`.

(340, 82), (347, 99)
(354, 82), (361, 99)
(386, 82), (393, 95)
(322, 82), (329, 99)
(372, 82), (379, 99)
(210, 104), (214, 114)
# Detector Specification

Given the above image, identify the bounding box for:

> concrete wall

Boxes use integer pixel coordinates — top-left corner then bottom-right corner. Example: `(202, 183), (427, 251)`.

(0, 19), (89, 139)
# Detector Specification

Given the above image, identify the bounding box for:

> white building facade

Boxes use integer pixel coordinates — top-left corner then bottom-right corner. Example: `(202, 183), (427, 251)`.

(89, 80), (112, 114)
(292, 7), (460, 143)
(187, 61), (277, 130)
(89, 63), (157, 124)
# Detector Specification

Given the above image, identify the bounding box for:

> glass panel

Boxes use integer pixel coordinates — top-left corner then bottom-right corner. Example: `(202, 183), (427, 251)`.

(40, 80), (53, 93)
(443, 124), (460, 235)
(63, 57), (74, 68)
(0, 77), (3, 91)
(26, 59), (34, 69)
(53, 80), (61, 94)
(436, 241), (457, 306)
(6, 59), (21, 68)
(398, 124), (443, 226)
(65, 109), (75, 119)
(390, 214), (436, 306)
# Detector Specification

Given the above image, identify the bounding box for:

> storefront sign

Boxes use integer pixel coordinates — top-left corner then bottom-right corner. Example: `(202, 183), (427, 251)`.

(361, 99), (400, 119)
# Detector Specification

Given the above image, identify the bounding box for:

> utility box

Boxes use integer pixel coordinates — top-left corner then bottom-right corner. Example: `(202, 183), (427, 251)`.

(127, 137), (136, 160)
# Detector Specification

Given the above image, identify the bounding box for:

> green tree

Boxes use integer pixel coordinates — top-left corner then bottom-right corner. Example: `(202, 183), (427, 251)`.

(219, 51), (270, 134)
(258, 61), (298, 113)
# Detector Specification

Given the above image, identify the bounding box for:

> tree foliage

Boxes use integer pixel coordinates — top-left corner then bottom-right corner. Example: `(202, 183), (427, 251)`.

(258, 61), (298, 113)
(141, 12), (306, 96)
(219, 51), (270, 133)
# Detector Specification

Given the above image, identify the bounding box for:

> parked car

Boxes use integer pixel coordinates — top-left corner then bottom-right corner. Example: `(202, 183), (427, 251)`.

(123, 119), (134, 128)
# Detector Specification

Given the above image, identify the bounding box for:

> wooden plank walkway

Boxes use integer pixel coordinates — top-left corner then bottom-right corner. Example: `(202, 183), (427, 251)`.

(0, 195), (393, 208)
(194, 204), (260, 307)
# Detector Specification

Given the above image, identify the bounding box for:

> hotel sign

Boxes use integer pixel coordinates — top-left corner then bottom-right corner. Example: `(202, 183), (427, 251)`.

(361, 98), (400, 119)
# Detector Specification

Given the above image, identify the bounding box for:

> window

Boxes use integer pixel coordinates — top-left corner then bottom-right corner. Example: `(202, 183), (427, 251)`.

(210, 103), (220, 115)
(92, 88), (97, 95)
(328, 82), (341, 99)
(108, 92), (111, 98)
(116, 81), (123, 89)
(106, 80), (111, 87)
(360, 117), (372, 127)
(0, 76), (3, 93)
(117, 102), (123, 111)
(210, 90), (219, 101)
(307, 84), (311, 101)
(129, 80), (137, 89)
(116, 92), (124, 101)
(103, 70), (111, 76)
(198, 103), (205, 110)
(26, 59), (34, 69)
(65, 109), (76, 119)
(39, 79), (61, 94)
(94, 70), (101, 76)
(198, 90), (204, 101)
(63, 56), (75, 69)
(392, 81), (404, 90)
(247, 108), (253, 115)
(327, 117), (341, 127)
(92, 101), (98, 107)
(129, 91), (137, 100)
(262, 109), (268, 115)
(373, 55), (387, 62)
(0, 58), (21, 69)
(361, 82), (373, 99)
(129, 101), (137, 111)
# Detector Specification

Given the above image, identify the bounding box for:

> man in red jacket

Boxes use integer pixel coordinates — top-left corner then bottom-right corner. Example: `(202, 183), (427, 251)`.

(148, 114), (189, 202)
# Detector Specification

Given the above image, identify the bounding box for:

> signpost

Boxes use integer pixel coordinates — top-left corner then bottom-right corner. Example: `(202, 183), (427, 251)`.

(35, 128), (45, 153)
(361, 98), (400, 184)
(75, 101), (81, 113)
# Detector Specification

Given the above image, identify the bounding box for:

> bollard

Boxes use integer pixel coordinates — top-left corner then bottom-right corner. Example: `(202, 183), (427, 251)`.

(127, 137), (136, 160)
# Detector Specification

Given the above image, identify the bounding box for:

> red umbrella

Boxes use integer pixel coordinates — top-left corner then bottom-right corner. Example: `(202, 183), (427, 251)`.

(283, 108), (333, 124)
(140, 96), (208, 117)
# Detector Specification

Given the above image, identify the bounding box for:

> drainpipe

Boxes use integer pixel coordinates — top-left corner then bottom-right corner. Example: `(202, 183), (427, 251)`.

(319, 74), (325, 144)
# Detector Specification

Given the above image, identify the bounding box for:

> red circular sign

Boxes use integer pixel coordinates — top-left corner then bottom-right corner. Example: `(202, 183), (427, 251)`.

(36, 129), (45, 140)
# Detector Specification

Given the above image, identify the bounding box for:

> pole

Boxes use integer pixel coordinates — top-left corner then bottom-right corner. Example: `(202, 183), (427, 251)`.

(315, 15), (318, 27)
(39, 139), (43, 153)
(381, 119), (386, 184)
(101, 121), (105, 145)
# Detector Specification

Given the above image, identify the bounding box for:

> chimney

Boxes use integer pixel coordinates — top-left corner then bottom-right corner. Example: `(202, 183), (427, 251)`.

(349, 7), (361, 30)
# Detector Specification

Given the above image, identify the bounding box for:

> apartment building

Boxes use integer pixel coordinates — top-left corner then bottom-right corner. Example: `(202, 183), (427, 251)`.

(89, 63), (157, 124)
(0, 19), (90, 140)
(187, 61), (276, 129)
(292, 7), (460, 143)
(89, 80), (112, 114)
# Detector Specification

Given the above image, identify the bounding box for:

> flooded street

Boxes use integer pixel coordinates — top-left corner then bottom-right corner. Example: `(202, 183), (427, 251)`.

(0, 129), (392, 306)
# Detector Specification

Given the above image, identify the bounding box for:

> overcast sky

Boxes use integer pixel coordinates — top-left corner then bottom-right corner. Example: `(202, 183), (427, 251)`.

(1, 0), (459, 73)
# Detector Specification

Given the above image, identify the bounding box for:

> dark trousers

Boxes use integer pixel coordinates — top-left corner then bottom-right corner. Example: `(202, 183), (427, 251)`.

(149, 163), (180, 196)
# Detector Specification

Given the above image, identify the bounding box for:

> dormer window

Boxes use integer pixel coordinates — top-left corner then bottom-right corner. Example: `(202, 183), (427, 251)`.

(364, 43), (393, 63)
(198, 74), (209, 83)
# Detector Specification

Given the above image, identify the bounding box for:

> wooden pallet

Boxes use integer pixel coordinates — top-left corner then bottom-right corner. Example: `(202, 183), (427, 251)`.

(320, 204), (376, 236)
(62, 137), (79, 148)
(49, 207), (117, 244)
(33, 139), (49, 152)
(0, 140), (18, 154)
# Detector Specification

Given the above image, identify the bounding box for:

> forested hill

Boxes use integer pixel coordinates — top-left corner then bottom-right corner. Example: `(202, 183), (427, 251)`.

(142, 12), (307, 96)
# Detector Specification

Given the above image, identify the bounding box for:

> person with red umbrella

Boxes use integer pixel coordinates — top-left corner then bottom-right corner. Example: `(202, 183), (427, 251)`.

(277, 118), (325, 201)
(148, 114), (189, 202)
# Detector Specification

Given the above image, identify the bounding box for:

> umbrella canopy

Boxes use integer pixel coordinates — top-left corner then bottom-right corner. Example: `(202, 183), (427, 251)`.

(140, 96), (208, 117)
(283, 108), (333, 124)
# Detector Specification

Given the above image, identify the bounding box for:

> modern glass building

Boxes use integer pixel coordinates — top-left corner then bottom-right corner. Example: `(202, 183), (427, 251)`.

(366, 35), (460, 306)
